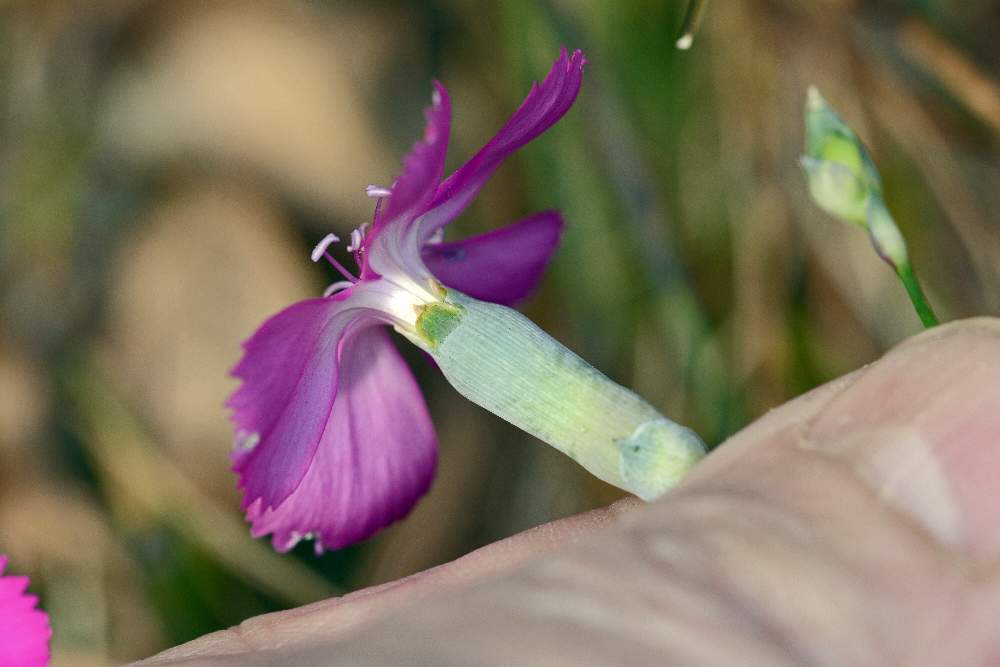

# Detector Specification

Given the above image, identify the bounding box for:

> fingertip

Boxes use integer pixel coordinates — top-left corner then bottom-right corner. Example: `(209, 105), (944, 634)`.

(681, 318), (1000, 558)
(803, 318), (1000, 556)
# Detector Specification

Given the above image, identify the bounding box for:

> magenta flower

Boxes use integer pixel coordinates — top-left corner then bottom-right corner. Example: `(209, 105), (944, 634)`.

(0, 556), (51, 666)
(228, 49), (586, 553)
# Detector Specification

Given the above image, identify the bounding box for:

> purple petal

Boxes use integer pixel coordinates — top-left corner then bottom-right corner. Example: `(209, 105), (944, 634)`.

(245, 327), (437, 553)
(423, 211), (563, 305)
(0, 556), (51, 667)
(416, 48), (586, 243)
(228, 298), (359, 511)
(363, 82), (451, 274)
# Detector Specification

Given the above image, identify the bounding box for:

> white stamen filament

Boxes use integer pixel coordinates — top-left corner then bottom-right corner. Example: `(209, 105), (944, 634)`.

(323, 280), (356, 297)
(365, 185), (392, 198)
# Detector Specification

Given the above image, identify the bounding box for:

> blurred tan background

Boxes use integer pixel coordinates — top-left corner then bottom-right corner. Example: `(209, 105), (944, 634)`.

(1, 0), (998, 663)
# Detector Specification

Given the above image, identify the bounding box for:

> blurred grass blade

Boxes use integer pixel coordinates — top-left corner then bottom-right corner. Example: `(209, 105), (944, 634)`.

(67, 354), (340, 606)
(677, 0), (710, 50)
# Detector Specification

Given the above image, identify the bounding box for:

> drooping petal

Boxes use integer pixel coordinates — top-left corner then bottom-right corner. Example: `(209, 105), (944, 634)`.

(228, 297), (360, 511)
(364, 82), (451, 270)
(245, 326), (437, 553)
(422, 211), (563, 305)
(416, 48), (586, 243)
(0, 556), (51, 667)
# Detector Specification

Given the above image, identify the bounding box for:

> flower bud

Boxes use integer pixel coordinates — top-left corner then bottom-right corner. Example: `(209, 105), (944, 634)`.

(799, 87), (942, 327)
(802, 86), (882, 227)
(802, 87), (910, 269)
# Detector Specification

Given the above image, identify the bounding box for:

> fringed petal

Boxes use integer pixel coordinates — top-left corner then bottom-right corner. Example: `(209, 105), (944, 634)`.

(228, 298), (359, 511)
(423, 211), (563, 305)
(0, 556), (51, 667)
(364, 82), (452, 270)
(245, 327), (437, 552)
(416, 48), (585, 242)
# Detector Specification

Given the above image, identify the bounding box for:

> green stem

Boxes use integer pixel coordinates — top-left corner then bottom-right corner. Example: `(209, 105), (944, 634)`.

(896, 262), (940, 328)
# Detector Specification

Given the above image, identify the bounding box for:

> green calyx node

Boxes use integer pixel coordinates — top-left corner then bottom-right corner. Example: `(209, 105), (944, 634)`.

(617, 418), (705, 501)
(415, 297), (463, 351)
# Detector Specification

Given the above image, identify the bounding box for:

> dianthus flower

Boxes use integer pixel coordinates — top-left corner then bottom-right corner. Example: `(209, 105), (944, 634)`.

(0, 555), (51, 666)
(229, 49), (586, 553)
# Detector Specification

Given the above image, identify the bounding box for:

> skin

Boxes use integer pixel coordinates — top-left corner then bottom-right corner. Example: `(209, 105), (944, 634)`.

(138, 318), (1000, 666)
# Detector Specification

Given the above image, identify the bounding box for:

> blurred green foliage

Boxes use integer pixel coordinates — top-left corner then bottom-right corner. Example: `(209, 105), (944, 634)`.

(0, 0), (998, 663)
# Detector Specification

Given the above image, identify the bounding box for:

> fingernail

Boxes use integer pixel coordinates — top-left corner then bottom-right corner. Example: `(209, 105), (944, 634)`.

(803, 318), (1000, 556)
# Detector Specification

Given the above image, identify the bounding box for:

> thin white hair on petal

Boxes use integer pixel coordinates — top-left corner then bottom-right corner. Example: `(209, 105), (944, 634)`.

(427, 227), (445, 244)
(311, 233), (340, 262)
(234, 429), (260, 451)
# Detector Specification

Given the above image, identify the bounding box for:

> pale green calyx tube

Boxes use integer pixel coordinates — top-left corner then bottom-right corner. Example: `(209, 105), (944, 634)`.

(407, 289), (706, 501)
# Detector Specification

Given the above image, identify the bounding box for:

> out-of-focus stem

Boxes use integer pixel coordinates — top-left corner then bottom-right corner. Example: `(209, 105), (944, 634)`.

(68, 360), (340, 605)
(897, 262), (940, 328)
(676, 0), (710, 50)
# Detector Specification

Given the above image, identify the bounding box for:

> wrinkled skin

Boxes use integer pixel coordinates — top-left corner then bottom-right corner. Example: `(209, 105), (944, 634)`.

(139, 319), (1000, 666)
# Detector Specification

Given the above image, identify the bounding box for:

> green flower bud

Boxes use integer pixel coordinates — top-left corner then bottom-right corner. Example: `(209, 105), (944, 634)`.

(802, 87), (910, 268)
(802, 86), (882, 227)
(801, 86), (936, 327)
(799, 155), (869, 227)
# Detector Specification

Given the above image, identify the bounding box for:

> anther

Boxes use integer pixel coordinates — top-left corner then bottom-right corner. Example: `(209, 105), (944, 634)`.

(347, 222), (370, 253)
(311, 234), (340, 262)
(347, 229), (363, 253)
(311, 232), (359, 283)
